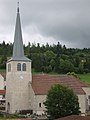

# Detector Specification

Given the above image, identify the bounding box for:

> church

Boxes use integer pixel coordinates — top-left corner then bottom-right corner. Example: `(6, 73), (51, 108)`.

(5, 2), (90, 116)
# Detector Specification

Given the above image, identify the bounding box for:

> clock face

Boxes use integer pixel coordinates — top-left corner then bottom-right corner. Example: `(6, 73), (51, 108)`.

(20, 76), (23, 79)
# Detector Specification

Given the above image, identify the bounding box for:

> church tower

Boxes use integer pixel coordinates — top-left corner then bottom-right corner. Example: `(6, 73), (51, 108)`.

(6, 2), (32, 113)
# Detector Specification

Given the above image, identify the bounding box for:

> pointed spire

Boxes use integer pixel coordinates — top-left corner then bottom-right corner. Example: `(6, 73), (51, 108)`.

(11, 1), (30, 61)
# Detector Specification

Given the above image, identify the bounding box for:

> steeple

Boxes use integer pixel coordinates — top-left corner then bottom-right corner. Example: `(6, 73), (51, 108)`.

(11, 1), (30, 61)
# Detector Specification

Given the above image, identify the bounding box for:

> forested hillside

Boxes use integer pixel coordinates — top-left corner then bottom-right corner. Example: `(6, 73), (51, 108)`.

(0, 41), (90, 74)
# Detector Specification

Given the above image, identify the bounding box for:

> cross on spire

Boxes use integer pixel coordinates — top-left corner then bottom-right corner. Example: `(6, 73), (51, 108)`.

(17, 0), (19, 13)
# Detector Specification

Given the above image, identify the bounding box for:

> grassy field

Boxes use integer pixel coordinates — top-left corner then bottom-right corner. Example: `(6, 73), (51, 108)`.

(0, 69), (6, 72)
(78, 73), (90, 84)
(32, 70), (90, 84)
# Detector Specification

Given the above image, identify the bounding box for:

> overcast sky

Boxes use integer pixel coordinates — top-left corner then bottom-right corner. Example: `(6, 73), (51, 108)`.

(0, 0), (90, 48)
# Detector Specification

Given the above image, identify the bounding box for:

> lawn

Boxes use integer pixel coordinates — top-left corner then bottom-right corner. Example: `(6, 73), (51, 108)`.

(78, 73), (90, 84)
(0, 69), (6, 72)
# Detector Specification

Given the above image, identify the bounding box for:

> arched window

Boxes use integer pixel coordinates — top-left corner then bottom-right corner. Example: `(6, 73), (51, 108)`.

(7, 102), (10, 113)
(17, 63), (21, 71)
(39, 103), (42, 107)
(22, 63), (26, 71)
(88, 95), (90, 104)
(8, 64), (11, 72)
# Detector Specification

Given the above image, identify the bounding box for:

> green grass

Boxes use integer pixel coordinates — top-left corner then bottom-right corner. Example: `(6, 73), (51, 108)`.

(78, 73), (90, 84)
(0, 69), (6, 72)
(0, 114), (26, 119)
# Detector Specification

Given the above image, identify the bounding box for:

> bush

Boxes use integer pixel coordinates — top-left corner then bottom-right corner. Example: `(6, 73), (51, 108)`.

(44, 84), (80, 119)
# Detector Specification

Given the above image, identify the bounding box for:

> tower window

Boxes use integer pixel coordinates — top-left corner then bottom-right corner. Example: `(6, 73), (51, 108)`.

(22, 63), (26, 71)
(39, 103), (42, 108)
(17, 63), (21, 71)
(8, 64), (11, 72)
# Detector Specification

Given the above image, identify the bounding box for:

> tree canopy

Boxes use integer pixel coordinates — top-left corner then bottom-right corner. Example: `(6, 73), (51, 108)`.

(44, 84), (80, 119)
(0, 41), (90, 74)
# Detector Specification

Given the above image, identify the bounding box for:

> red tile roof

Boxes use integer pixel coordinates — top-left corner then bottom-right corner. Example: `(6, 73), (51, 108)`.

(0, 90), (5, 95)
(32, 74), (89, 95)
(57, 115), (90, 120)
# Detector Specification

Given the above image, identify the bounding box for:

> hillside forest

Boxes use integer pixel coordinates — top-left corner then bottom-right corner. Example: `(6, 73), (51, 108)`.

(0, 41), (90, 74)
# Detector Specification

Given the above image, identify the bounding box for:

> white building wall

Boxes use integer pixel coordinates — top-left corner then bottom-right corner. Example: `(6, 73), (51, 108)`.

(0, 74), (5, 102)
(78, 94), (87, 115)
(0, 74), (4, 89)
(82, 87), (90, 111)
(34, 95), (46, 115)
(6, 60), (32, 113)
(29, 83), (35, 111)
(29, 84), (46, 115)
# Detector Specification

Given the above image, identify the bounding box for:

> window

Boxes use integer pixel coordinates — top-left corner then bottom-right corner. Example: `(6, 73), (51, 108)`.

(39, 103), (42, 107)
(8, 64), (11, 72)
(7, 102), (10, 113)
(88, 95), (90, 99)
(22, 63), (26, 71)
(88, 95), (90, 104)
(17, 63), (26, 71)
(4, 86), (6, 90)
(17, 63), (21, 71)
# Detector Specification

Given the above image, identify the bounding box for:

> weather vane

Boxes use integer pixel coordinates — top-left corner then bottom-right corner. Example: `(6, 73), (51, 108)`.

(18, 0), (19, 6)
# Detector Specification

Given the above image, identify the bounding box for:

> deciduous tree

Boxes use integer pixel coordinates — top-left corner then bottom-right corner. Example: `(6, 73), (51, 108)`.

(44, 84), (80, 119)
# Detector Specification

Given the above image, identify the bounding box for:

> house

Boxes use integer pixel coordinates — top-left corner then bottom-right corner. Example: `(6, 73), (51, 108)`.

(0, 74), (6, 111)
(4, 1), (90, 116)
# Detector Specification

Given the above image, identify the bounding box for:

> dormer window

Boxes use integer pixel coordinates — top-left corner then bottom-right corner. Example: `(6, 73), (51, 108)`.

(8, 64), (11, 72)
(17, 63), (21, 71)
(22, 63), (26, 71)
